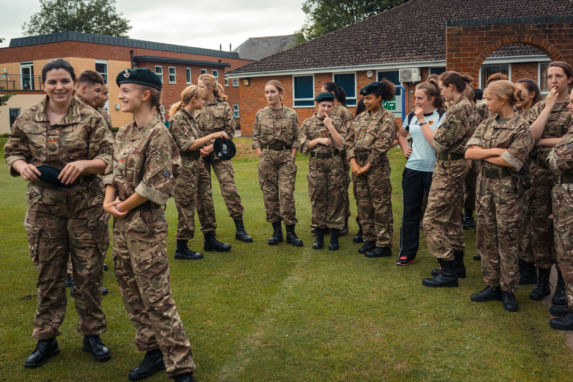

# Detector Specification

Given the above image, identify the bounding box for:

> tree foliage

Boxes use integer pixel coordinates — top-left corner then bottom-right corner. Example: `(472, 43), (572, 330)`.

(0, 94), (13, 107)
(22, 0), (131, 38)
(295, 0), (410, 44)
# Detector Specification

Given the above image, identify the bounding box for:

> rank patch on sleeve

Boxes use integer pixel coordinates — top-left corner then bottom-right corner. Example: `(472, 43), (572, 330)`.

(161, 170), (170, 178)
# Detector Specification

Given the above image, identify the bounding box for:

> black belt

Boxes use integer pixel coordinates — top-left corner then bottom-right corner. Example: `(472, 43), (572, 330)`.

(132, 201), (162, 212)
(263, 142), (291, 151)
(310, 150), (340, 159)
(482, 167), (512, 179)
(355, 151), (369, 162)
(181, 150), (200, 160)
(555, 172), (573, 184)
(437, 152), (465, 161)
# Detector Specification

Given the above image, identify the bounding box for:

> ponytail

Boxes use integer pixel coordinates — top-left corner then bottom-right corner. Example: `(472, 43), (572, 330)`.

(439, 71), (473, 93)
(322, 81), (347, 106)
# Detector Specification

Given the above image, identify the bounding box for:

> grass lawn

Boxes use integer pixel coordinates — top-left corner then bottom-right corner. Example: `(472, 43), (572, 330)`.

(1, 136), (572, 381)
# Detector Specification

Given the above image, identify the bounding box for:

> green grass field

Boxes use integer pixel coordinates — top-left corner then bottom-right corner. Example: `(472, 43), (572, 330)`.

(1, 136), (572, 381)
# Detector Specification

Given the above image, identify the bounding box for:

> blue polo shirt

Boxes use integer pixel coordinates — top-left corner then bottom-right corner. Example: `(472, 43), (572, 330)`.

(404, 109), (444, 172)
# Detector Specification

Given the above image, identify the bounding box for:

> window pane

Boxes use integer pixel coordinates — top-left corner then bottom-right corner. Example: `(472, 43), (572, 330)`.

(539, 63), (549, 92)
(201, 69), (207, 74)
(186, 68), (191, 83)
(334, 73), (356, 98)
(294, 100), (314, 107)
(9, 108), (20, 128)
(294, 76), (313, 99)
(481, 64), (509, 88)
(430, 67), (446, 75)
(95, 62), (108, 83)
(378, 71), (400, 85)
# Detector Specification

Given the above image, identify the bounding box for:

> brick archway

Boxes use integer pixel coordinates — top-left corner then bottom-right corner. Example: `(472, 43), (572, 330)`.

(446, 16), (573, 85)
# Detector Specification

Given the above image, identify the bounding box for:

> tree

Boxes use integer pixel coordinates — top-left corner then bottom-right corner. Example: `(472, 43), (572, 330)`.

(296, 0), (410, 44)
(22, 0), (131, 38)
(0, 94), (13, 107)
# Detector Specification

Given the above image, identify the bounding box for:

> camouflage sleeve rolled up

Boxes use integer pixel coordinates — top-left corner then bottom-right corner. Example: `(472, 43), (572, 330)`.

(169, 111), (196, 152)
(368, 109), (397, 165)
(4, 115), (31, 177)
(134, 127), (180, 205)
(434, 97), (474, 154)
(252, 110), (262, 149)
(500, 119), (534, 171)
(548, 125), (573, 173)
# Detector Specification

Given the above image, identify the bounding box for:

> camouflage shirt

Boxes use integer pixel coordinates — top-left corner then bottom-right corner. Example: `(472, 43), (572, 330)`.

(4, 96), (112, 178)
(548, 124), (573, 174)
(466, 114), (533, 172)
(434, 97), (475, 155)
(330, 103), (354, 131)
(252, 106), (300, 150)
(97, 107), (113, 130)
(298, 113), (345, 155)
(168, 109), (203, 153)
(525, 100), (571, 160)
(107, 115), (181, 206)
(345, 107), (396, 165)
(196, 98), (235, 139)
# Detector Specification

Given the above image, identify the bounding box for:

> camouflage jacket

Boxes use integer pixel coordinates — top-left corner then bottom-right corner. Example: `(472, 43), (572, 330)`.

(345, 107), (396, 165)
(298, 113), (345, 155)
(196, 98), (235, 139)
(252, 106), (300, 150)
(97, 107), (113, 130)
(466, 114), (533, 172)
(434, 97), (475, 155)
(330, 103), (354, 131)
(548, 124), (573, 174)
(4, 96), (113, 178)
(107, 115), (181, 206)
(168, 109), (203, 153)
(524, 100), (571, 160)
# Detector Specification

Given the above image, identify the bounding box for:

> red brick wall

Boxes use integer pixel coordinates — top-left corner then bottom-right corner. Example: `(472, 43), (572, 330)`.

(511, 62), (539, 83)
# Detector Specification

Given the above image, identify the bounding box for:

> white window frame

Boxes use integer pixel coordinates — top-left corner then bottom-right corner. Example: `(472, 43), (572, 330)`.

(200, 69), (207, 74)
(232, 78), (239, 87)
(155, 65), (163, 83)
(95, 59), (108, 84)
(224, 73), (229, 87)
(20, 61), (34, 90)
(186, 68), (192, 84)
(538, 62), (550, 94)
(168, 66), (176, 84)
(479, 64), (512, 89)
(233, 104), (240, 118)
(212, 69), (219, 81)
(292, 75), (315, 108)
(332, 71), (357, 106)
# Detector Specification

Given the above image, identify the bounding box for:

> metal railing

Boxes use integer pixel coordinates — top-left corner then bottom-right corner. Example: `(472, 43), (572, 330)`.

(0, 73), (43, 91)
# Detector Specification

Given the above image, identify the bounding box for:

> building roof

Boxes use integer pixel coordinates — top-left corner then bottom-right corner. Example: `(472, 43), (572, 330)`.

(234, 35), (296, 61)
(230, 0), (573, 76)
(133, 56), (230, 68)
(9, 31), (240, 60)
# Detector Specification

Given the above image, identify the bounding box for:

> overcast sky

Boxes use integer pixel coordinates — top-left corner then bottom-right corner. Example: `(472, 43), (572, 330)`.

(0, 0), (307, 51)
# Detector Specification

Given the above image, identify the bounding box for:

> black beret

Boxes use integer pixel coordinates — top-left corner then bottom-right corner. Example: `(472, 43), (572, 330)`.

(36, 165), (73, 187)
(314, 92), (335, 103)
(116, 68), (162, 90)
(360, 81), (382, 96)
(213, 138), (236, 160)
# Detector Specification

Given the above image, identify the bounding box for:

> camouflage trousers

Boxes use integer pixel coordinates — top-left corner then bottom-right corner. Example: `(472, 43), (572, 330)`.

(174, 157), (201, 240)
(476, 175), (524, 293)
(24, 180), (107, 340)
(354, 157), (393, 247)
(112, 208), (196, 377)
(519, 178), (535, 263)
(204, 159), (244, 220)
(342, 152), (351, 220)
(464, 162), (478, 212)
(423, 159), (468, 260)
(528, 162), (557, 269)
(258, 149), (298, 225)
(308, 155), (346, 230)
(196, 159), (217, 233)
(552, 183), (573, 311)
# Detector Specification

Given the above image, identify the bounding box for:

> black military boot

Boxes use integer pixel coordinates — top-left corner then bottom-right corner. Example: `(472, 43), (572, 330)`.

(173, 372), (197, 382)
(550, 304), (571, 317)
(518, 259), (537, 285)
(530, 267), (551, 301)
(203, 231), (231, 252)
(502, 291), (519, 312)
(83, 335), (111, 362)
(473, 253), (481, 261)
(358, 240), (374, 254)
(268, 221), (283, 245)
(552, 270), (566, 305)
(128, 349), (165, 381)
(339, 218), (349, 236)
(462, 210), (476, 230)
(365, 246), (391, 258)
(353, 227), (363, 243)
(285, 224), (303, 247)
(550, 312), (573, 331)
(422, 259), (459, 287)
(453, 250), (466, 278)
(234, 218), (253, 243)
(312, 228), (324, 249)
(25, 338), (60, 368)
(174, 240), (204, 260)
(471, 286), (502, 302)
(328, 228), (340, 251)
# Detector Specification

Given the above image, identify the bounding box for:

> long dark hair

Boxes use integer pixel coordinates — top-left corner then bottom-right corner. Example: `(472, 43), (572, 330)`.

(516, 78), (542, 106)
(322, 81), (347, 106)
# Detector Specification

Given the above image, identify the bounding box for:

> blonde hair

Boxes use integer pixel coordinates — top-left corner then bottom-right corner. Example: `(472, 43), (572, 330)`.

(484, 80), (520, 107)
(170, 85), (205, 116)
(486, 72), (508, 86)
(265, 80), (284, 101)
(198, 73), (227, 101)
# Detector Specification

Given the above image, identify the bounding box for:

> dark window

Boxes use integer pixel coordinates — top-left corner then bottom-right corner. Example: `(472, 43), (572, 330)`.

(333, 73), (356, 106)
(95, 62), (108, 83)
(293, 75), (314, 107)
(481, 64), (509, 88)
(9, 108), (20, 129)
(378, 71), (400, 85)
(186, 68), (191, 84)
(430, 67), (446, 76)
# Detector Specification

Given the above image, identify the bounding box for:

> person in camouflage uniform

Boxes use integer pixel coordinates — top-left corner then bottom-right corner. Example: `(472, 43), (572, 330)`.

(253, 80), (303, 246)
(103, 68), (195, 382)
(197, 74), (252, 243)
(547, 91), (573, 330)
(346, 81), (397, 258)
(4, 59), (112, 368)
(526, 61), (573, 304)
(95, 83), (113, 130)
(169, 85), (229, 260)
(422, 71), (475, 288)
(466, 80), (534, 312)
(321, 82), (354, 235)
(298, 92), (346, 250)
